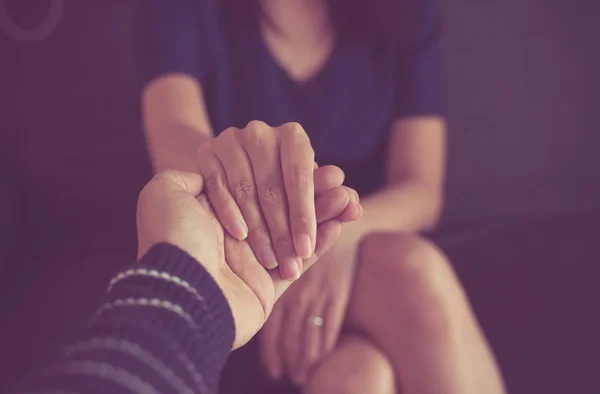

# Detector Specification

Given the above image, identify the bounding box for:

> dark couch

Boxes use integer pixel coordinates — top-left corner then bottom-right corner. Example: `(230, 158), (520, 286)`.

(0, 0), (598, 392)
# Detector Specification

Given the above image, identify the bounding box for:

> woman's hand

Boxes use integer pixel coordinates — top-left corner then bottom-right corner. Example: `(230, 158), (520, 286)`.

(197, 121), (317, 280)
(259, 218), (362, 385)
(137, 170), (362, 349)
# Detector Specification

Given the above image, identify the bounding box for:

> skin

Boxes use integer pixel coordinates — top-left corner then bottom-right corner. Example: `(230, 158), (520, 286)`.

(136, 169), (362, 349)
(143, 80), (319, 280)
(139, 0), (506, 391)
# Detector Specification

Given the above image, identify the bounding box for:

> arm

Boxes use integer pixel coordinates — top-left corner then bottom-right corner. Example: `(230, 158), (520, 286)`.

(14, 170), (361, 394)
(346, 116), (446, 241)
(18, 244), (235, 394)
(133, 2), (321, 272)
(345, 2), (446, 242)
(142, 75), (214, 172)
(132, 0), (216, 173)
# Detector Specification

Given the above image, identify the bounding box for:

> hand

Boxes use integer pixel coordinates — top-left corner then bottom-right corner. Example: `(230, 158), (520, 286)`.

(259, 226), (361, 385)
(197, 121), (316, 280)
(136, 169), (362, 349)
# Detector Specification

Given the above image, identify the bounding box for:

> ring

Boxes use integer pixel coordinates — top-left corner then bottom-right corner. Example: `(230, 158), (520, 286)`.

(309, 316), (324, 327)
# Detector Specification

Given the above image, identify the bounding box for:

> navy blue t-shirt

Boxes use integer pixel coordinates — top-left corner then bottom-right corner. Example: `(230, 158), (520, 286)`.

(133, 0), (443, 195)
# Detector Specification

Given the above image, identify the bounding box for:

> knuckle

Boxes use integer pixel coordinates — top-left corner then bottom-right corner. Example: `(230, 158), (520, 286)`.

(246, 120), (268, 129)
(231, 178), (255, 201)
(259, 183), (286, 206)
(283, 121), (306, 137)
(282, 122), (313, 148)
(242, 120), (272, 146)
(290, 165), (313, 190)
(245, 120), (269, 135)
(250, 225), (270, 240)
(218, 126), (240, 142)
(273, 234), (293, 249)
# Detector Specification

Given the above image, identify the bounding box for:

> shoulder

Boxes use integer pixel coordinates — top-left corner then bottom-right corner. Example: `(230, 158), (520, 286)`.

(398, 0), (442, 54)
(131, 0), (229, 52)
(131, 0), (227, 84)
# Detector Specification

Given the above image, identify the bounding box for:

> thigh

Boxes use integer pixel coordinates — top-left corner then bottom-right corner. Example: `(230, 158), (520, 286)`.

(344, 232), (504, 394)
(303, 334), (395, 394)
(345, 232), (466, 336)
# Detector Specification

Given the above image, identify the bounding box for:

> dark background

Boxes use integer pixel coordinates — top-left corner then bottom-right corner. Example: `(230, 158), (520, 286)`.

(1, 0), (599, 393)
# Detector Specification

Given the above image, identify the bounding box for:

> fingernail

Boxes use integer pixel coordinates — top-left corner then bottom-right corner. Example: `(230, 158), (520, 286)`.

(259, 244), (278, 269)
(294, 233), (313, 259)
(234, 218), (248, 240)
(284, 257), (301, 280)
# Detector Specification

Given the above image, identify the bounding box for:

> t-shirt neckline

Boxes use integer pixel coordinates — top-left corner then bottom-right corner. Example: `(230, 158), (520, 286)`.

(253, 22), (341, 89)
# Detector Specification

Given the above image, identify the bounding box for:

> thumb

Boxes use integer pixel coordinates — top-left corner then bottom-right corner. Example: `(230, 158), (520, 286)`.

(150, 170), (205, 197)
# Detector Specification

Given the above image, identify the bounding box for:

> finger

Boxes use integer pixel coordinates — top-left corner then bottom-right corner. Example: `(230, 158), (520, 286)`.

(271, 220), (343, 300)
(198, 144), (248, 240)
(223, 234), (276, 321)
(260, 305), (285, 380)
(313, 165), (345, 196)
(242, 121), (301, 280)
(148, 170), (205, 197)
(281, 288), (309, 384)
(336, 187), (362, 223)
(295, 303), (326, 385)
(279, 122), (317, 260)
(212, 128), (279, 269)
(315, 187), (351, 224)
(322, 299), (346, 356)
(314, 161), (319, 170)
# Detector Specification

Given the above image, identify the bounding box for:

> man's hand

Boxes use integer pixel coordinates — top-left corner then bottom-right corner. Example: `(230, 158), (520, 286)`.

(136, 169), (362, 349)
(197, 121), (317, 280)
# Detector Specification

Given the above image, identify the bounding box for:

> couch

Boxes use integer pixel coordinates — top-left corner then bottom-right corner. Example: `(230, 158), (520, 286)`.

(0, 0), (598, 392)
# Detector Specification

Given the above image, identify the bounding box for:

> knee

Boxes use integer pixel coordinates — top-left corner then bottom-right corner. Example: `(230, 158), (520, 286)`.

(303, 336), (395, 394)
(360, 233), (450, 289)
(360, 233), (463, 337)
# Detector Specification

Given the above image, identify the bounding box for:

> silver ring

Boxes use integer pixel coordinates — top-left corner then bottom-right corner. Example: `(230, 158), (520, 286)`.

(309, 316), (324, 327)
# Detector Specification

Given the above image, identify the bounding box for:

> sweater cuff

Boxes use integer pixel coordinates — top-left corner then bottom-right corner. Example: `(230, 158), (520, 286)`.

(136, 243), (235, 344)
(104, 243), (235, 391)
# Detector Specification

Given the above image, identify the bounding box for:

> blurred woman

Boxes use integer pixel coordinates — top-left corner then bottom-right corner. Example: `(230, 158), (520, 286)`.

(132, 0), (505, 392)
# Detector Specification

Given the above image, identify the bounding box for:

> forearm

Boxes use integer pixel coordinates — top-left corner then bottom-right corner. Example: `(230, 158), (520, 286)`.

(16, 244), (234, 394)
(345, 180), (443, 242)
(145, 124), (213, 173)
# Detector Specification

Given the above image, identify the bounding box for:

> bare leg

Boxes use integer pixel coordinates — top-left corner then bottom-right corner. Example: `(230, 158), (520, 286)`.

(304, 233), (505, 394)
(303, 334), (395, 394)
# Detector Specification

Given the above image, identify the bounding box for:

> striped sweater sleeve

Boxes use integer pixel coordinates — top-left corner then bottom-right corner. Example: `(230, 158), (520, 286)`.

(15, 243), (235, 394)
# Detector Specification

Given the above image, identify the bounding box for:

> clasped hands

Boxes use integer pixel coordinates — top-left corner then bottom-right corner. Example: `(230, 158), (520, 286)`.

(137, 121), (361, 350)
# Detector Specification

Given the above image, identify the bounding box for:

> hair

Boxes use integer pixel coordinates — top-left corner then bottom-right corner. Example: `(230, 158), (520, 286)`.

(221, 0), (429, 49)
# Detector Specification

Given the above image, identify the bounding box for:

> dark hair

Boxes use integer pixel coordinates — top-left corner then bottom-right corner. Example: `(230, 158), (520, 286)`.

(221, 0), (429, 49)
